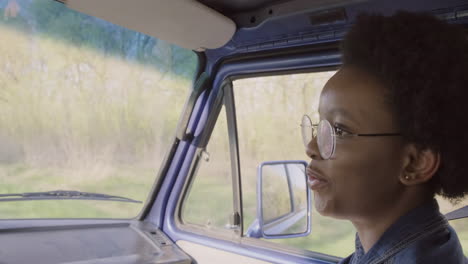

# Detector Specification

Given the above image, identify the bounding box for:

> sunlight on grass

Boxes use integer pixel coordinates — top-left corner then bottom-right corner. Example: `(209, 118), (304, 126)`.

(0, 22), (195, 218)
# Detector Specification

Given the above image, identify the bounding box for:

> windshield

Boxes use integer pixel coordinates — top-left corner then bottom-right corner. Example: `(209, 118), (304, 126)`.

(0, 0), (198, 218)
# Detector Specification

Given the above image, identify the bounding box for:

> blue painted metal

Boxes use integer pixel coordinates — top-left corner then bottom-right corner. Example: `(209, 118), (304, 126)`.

(147, 90), (210, 227)
(158, 52), (342, 264)
(146, 141), (190, 228)
(186, 90), (210, 136)
(245, 218), (262, 238)
(204, 0), (468, 73)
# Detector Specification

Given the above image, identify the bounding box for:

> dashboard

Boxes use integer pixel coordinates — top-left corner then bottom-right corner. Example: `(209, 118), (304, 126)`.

(0, 220), (191, 264)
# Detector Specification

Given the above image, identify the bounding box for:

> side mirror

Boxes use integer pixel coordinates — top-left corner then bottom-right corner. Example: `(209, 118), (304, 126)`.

(246, 160), (311, 239)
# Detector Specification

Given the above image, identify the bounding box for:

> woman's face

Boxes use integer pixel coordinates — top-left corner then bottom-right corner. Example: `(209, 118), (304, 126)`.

(306, 66), (406, 221)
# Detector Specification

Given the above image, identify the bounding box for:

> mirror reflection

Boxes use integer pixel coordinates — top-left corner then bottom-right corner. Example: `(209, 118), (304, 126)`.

(261, 162), (308, 236)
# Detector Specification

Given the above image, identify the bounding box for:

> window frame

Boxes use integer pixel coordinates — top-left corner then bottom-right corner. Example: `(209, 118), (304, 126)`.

(174, 81), (242, 242)
(163, 44), (344, 264)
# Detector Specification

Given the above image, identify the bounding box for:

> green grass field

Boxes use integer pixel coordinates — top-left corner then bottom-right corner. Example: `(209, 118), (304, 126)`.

(0, 163), (154, 218)
(0, 23), (191, 219)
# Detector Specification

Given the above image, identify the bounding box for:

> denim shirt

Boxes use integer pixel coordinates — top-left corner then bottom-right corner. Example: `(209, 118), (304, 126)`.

(339, 199), (467, 264)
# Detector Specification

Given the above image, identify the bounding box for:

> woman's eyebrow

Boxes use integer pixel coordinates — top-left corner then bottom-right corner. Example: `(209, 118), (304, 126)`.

(319, 107), (360, 125)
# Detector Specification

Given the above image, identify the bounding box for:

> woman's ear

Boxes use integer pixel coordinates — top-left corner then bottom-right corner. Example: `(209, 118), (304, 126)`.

(400, 144), (440, 186)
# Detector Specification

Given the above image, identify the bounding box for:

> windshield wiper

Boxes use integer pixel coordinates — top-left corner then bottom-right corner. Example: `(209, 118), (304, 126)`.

(0, 190), (142, 203)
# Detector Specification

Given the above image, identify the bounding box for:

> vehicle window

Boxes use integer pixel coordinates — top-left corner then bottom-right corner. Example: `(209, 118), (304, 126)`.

(0, 0), (197, 218)
(233, 71), (356, 257)
(181, 106), (235, 230)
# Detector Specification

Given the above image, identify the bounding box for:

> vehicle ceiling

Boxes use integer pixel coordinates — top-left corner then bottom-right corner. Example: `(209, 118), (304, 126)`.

(197, 0), (359, 17)
(198, 0), (286, 15)
(62, 0), (468, 58)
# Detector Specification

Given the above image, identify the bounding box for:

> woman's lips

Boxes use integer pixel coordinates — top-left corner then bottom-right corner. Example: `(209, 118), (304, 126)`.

(307, 168), (329, 191)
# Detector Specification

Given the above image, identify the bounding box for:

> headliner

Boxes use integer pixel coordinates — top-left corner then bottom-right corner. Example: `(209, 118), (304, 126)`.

(197, 0), (361, 17)
(197, 0), (286, 15)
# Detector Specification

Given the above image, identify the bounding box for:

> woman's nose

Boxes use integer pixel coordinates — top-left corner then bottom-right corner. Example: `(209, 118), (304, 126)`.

(305, 136), (321, 160)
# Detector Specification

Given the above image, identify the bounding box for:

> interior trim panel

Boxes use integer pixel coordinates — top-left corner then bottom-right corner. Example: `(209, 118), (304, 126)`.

(0, 220), (191, 264)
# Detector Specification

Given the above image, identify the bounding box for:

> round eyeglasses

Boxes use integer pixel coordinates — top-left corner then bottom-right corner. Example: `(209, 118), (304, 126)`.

(301, 115), (401, 160)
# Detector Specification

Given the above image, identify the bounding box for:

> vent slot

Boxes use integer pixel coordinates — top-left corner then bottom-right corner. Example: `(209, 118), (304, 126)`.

(309, 8), (348, 26)
(147, 230), (171, 246)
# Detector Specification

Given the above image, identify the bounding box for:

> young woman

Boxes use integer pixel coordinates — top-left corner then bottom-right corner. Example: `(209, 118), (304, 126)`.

(302, 11), (468, 263)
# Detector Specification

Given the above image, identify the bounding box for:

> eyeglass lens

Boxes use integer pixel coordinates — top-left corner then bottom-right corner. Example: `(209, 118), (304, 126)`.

(301, 115), (335, 160)
(301, 115), (312, 147)
(318, 120), (334, 159)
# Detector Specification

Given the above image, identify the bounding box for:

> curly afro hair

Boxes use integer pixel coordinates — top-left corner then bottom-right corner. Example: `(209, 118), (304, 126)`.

(341, 11), (468, 200)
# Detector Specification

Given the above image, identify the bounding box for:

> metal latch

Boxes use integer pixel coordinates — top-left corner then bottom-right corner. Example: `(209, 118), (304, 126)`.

(225, 212), (241, 230)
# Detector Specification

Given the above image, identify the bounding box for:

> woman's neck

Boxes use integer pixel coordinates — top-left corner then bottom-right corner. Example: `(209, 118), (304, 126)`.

(351, 191), (432, 253)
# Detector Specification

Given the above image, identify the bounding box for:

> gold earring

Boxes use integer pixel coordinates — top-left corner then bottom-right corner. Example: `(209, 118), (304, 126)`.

(404, 175), (410, 180)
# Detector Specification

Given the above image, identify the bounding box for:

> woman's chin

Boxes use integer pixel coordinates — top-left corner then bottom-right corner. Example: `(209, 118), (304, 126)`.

(313, 193), (333, 216)
(314, 195), (350, 220)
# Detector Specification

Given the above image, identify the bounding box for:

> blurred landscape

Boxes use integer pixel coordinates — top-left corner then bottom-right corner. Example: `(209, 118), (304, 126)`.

(0, 0), (196, 218)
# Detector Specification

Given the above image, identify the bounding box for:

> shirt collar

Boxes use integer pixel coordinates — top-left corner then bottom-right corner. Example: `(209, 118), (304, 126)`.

(352, 199), (446, 263)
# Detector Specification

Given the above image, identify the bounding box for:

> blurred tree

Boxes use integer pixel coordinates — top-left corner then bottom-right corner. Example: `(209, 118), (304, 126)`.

(0, 0), (197, 79)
